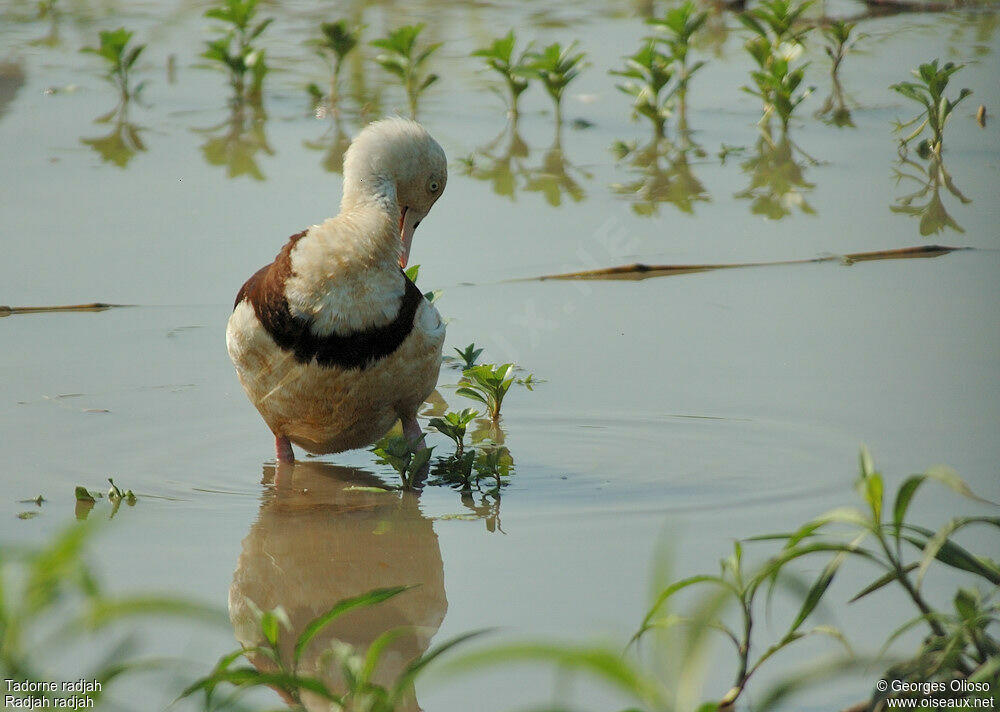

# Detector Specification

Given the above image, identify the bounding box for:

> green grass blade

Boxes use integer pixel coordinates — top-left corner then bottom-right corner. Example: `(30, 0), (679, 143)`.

(294, 586), (412, 665)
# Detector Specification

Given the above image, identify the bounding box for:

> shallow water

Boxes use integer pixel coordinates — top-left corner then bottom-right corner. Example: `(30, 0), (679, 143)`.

(2, 0), (999, 710)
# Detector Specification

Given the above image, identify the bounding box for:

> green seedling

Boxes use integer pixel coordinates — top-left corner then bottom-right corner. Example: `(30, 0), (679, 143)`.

(815, 21), (863, 128)
(186, 588), (482, 710)
(821, 19), (864, 75)
(428, 450), (477, 490)
(472, 30), (536, 118)
(891, 59), (972, 158)
(371, 23), (441, 119)
(454, 343), (484, 370)
(309, 19), (361, 107)
(744, 37), (814, 130)
(473, 446), (513, 493)
(429, 408), (479, 457)
(516, 373), (541, 390)
(611, 41), (676, 139)
(457, 363), (515, 421)
(202, 0), (273, 102)
(403, 264), (440, 303)
(1, 524), (223, 703)
(738, 0), (814, 128)
(80, 27), (145, 102)
(647, 0), (708, 126)
(529, 41), (586, 125)
(738, 0), (813, 49)
(372, 435), (434, 490)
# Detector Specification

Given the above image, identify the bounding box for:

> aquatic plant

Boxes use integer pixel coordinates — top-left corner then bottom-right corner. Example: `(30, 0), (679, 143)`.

(471, 30), (536, 118)
(1, 524), (221, 708)
(738, 0), (812, 49)
(371, 24), (441, 119)
(529, 41), (587, 125)
(429, 408), (478, 457)
(821, 19), (863, 75)
(611, 41), (676, 140)
(647, 0), (707, 127)
(184, 587), (482, 710)
(308, 19), (361, 109)
(453, 343), (484, 370)
(738, 0), (814, 128)
(372, 434), (434, 490)
(472, 446), (514, 494)
(891, 59), (972, 158)
(201, 0), (273, 103)
(456, 363), (516, 422)
(815, 20), (864, 128)
(445, 449), (1000, 710)
(72, 478), (137, 519)
(743, 38), (814, 130)
(80, 27), (145, 102)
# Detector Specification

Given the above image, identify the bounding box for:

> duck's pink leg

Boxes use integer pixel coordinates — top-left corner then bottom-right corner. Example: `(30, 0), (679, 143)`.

(275, 434), (295, 463)
(401, 414), (430, 487)
(401, 414), (426, 450)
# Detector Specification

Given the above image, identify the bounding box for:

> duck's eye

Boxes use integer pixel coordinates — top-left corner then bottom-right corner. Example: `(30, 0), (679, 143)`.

(428, 180), (440, 193)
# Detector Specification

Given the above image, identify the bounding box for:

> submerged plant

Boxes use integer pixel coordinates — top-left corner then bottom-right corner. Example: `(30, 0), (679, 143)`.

(891, 59), (972, 158)
(308, 19), (361, 109)
(80, 27), (145, 102)
(202, 0), (273, 102)
(456, 363), (516, 422)
(371, 23), (441, 119)
(429, 408), (478, 457)
(529, 41), (586, 125)
(472, 30), (536, 118)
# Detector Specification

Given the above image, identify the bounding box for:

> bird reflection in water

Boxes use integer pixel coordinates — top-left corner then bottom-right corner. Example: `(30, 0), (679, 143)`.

(229, 461), (447, 711)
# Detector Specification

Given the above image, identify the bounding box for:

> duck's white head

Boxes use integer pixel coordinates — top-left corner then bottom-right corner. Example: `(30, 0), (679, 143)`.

(341, 117), (447, 268)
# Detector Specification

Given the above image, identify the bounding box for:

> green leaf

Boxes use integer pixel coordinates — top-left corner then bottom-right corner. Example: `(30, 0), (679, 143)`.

(455, 387), (489, 405)
(75, 486), (96, 502)
(788, 550), (846, 633)
(848, 563), (919, 603)
(294, 586), (411, 665)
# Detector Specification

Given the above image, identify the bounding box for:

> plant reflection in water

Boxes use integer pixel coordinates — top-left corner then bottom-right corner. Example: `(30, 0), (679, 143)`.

(891, 152), (970, 236)
(611, 132), (710, 216)
(195, 96), (273, 180)
(81, 96), (146, 168)
(735, 124), (818, 220)
(230, 461), (447, 711)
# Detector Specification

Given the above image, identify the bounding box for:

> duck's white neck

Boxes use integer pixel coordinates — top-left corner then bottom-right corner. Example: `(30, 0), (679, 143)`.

(341, 173), (398, 216)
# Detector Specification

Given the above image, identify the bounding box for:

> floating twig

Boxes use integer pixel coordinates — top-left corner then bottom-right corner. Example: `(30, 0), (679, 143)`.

(0, 302), (130, 317)
(532, 245), (969, 281)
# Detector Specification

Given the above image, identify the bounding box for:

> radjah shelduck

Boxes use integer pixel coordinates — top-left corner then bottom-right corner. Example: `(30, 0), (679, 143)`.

(226, 117), (447, 463)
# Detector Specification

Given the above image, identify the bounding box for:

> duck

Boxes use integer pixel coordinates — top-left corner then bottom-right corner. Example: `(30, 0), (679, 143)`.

(226, 117), (448, 463)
